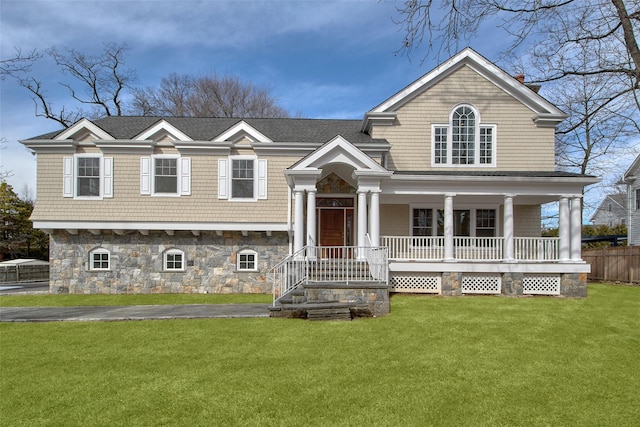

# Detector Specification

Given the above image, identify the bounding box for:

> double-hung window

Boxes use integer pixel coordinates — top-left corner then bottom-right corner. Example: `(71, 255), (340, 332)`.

(140, 156), (191, 196)
(63, 155), (113, 199)
(218, 156), (268, 201)
(432, 105), (496, 167)
(155, 158), (178, 194)
(636, 188), (640, 210)
(77, 157), (101, 197)
(232, 159), (255, 199)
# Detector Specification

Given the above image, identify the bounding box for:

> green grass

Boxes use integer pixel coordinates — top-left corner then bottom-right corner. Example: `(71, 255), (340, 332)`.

(0, 292), (272, 307)
(1, 284), (639, 426)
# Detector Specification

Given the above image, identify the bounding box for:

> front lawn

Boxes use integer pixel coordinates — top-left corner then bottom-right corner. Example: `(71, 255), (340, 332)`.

(1, 284), (638, 426)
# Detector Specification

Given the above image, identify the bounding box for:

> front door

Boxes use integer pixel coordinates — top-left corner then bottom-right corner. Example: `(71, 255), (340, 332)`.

(320, 209), (345, 246)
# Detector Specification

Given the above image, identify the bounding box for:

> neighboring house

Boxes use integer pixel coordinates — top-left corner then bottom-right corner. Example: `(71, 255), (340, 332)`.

(624, 154), (640, 245)
(22, 48), (598, 308)
(590, 193), (627, 227)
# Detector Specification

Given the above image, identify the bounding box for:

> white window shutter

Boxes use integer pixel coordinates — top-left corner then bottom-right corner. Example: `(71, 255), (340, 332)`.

(218, 158), (228, 199)
(103, 157), (114, 198)
(257, 159), (267, 200)
(63, 157), (74, 197)
(180, 157), (191, 196)
(140, 157), (151, 195)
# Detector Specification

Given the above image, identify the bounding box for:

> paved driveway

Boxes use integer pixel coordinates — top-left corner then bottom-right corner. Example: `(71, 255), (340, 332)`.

(0, 304), (270, 322)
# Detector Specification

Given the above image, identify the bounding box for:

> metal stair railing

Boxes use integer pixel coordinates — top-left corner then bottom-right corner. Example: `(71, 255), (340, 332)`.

(269, 244), (389, 307)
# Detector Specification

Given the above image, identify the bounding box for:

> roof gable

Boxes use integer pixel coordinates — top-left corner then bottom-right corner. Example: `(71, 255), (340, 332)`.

(290, 135), (388, 172)
(624, 154), (640, 182)
(363, 47), (567, 131)
(54, 118), (114, 141)
(133, 119), (193, 141)
(212, 120), (273, 143)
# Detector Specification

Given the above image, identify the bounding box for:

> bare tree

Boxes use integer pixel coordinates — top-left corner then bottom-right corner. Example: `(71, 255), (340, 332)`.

(395, 1), (640, 109)
(132, 72), (290, 118)
(0, 47), (40, 79)
(15, 43), (135, 128)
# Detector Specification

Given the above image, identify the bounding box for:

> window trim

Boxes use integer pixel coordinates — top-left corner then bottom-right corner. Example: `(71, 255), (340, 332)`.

(64, 154), (113, 200)
(230, 156), (257, 201)
(219, 156), (267, 202)
(152, 155), (180, 197)
(140, 155), (191, 197)
(163, 248), (185, 271)
(89, 248), (111, 271)
(237, 249), (258, 272)
(431, 104), (497, 167)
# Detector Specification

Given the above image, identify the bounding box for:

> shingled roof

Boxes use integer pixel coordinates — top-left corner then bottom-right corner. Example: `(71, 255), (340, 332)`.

(30, 116), (385, 145)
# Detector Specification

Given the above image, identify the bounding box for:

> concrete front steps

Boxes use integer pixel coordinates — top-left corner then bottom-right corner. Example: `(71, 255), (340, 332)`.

(268, 284), (374, 320)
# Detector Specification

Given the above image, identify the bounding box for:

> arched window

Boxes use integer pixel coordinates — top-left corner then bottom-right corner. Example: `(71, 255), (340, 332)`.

(163, 248), (185, 271)
(237, 249), (258, 272)
(89, 247), (110, 271)
(452, 106), (476, 164)
(432, 104), (495, 166)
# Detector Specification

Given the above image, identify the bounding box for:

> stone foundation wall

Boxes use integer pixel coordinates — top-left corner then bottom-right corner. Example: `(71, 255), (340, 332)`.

(49, 230), (289, 294)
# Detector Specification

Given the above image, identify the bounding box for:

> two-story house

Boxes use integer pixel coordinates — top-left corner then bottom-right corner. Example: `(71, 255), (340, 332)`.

(590, 194), (628, 227)
(22, 48), (598, 312)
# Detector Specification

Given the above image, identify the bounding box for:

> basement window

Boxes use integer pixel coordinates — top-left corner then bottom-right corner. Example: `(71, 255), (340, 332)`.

(237, 249), (258, 272)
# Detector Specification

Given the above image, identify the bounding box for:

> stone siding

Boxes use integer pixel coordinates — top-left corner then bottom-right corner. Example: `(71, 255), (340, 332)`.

(49, 230), (288, 294)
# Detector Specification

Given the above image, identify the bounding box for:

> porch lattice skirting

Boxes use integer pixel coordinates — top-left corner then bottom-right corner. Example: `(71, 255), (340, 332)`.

(389, 272), (585, 297)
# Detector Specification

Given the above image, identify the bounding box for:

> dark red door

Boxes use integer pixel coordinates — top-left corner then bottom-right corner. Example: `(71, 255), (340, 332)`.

(320, 209), (344, 246)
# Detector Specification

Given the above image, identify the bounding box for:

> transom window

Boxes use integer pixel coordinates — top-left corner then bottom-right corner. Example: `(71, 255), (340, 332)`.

(232, 159), (254, 199)
(237, 249), (258, 271)
(164, 249), (185, 271)
(90, 248), (110, 271)
(433, 105), (496, 166)
(155, 158), (178, 194)
(77, 157), (101, 197)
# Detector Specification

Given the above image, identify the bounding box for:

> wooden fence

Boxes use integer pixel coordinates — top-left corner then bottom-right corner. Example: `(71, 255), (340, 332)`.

(0, 264), (50, 283)
(582, 246), (640, 283)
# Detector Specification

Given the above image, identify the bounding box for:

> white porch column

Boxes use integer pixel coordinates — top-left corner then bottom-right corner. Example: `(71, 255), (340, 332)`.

(559, 196), (571, 262)
(444, 193), (455, 262)
(357, 189), (368, 248)
(571, 196), (583, 262)
(503, 194), (515, 262)
(293, 188), (305, 255)
(306, 189), (317, 247)
(369, 190), (380, 246)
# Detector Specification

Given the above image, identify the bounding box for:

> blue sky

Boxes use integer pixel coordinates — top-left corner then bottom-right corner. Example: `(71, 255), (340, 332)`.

(1, 0), (635, 222)
(0, 0), (513, 196)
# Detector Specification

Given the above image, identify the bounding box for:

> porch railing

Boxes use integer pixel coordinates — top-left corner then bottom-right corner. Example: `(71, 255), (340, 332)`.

(269, 244), (388, 306)
(383, 236), (445, 260)
(514, 237), (559, 261)
(454, 237), (503, 260)
(382, 236), (561, 262)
